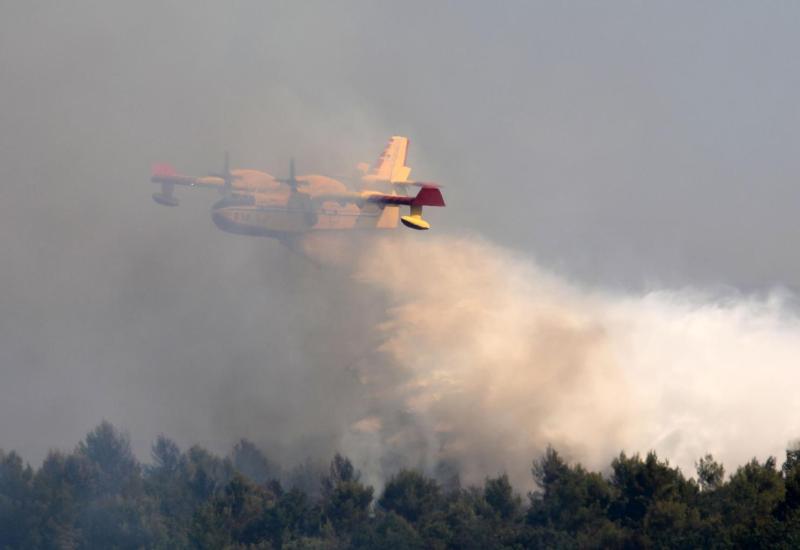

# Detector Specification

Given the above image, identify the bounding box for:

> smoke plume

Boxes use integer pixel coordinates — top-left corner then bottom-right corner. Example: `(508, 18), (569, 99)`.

(316, 233), (800, 489)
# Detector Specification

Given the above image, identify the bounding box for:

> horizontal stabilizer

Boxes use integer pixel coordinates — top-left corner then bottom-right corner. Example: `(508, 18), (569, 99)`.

(364, 185), (445, 208)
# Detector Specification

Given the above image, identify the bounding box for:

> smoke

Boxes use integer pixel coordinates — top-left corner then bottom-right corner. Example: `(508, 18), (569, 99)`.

(314, 233), (800, 489)
(4, 1), (800, 497)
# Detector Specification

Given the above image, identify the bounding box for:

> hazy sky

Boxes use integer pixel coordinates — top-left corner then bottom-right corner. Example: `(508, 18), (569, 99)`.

(2, 2), (800, 466)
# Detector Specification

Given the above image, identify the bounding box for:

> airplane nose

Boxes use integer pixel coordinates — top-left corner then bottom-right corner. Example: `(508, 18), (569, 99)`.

(211, 209), (230, 230)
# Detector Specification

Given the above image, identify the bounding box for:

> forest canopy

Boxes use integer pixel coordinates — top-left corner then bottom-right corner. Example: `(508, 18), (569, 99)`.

(2, 421), (800, 549)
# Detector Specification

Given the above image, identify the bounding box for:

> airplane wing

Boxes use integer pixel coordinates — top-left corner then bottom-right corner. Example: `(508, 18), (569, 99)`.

(358, 136), (438, 191)
(150, 164), (226, 206)
(360, 136), (411, 184)
(151, 164), (224, 187)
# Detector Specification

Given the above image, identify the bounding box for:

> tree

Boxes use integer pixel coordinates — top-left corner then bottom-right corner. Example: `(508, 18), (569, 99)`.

(529, 446), (614, 536)
(696, 454), (725, 492)
(440, 491), (497, 550)
(287, 457), (324, 501)
(183, 445), (235, 504)
(77, 420), (141, 498)
(232, 439), (280, 485)
(484, 474), (521, 520)
(608, 451), (703, 547)
(26, 424), (168, 549)
(609, 451), (696, 526)
(149, 435), (181, 479)
(352, 511), (424, 550)
(321, 454), (357, 499)
(0, 450), (36, 548)
(74, 423), (164, 548)
(782, 446), (800, 512)
(144, 436), (195, 546)
(262, 486), (323, 548)
(379, 470), (442, 524)
(320, 455), (373, 535)
(31, 451), (84, 548)
(190, 474), (275, 548)
(719, 457), (786, 546)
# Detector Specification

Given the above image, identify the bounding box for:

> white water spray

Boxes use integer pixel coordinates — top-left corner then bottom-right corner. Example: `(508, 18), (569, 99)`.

(332, 234), (800, 489)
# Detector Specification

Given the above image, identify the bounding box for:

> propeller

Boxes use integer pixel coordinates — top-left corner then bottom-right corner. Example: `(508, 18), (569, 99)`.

(276, 157), (317, 226)
(276, 157), (302, 191)
(210, 151), (235, 196)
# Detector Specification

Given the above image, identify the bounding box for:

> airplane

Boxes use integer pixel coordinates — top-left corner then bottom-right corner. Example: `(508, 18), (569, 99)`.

(150, 137), (445, 246)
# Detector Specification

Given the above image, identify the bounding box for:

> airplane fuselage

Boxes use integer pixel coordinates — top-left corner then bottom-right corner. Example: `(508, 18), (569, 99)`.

(210, 194), (400, 239)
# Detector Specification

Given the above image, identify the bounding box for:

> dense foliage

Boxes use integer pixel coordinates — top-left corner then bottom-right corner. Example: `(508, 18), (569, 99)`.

(2, 422), (800, 548)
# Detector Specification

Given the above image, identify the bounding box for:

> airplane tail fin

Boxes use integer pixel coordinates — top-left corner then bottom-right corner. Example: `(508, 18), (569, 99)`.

(400, 185), (445, 230)
(151, 164), (181, 206)
(151, 163), (177, 179)
(363, 184), (445, 230)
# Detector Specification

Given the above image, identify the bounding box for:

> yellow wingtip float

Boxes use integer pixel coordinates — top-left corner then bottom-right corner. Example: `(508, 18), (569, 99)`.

(399, 193), (445, 230)
(150, 137), (445, 242)
(401, 213), (430, 230)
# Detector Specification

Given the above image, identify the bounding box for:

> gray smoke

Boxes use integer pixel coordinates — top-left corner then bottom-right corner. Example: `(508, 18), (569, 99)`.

(3, 2), (800, 493)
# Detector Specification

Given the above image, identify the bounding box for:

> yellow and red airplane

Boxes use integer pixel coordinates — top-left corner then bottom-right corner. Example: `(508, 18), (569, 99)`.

(150, 137), (445, 244)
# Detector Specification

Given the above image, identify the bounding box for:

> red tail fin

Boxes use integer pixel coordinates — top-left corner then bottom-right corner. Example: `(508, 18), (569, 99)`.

(152, 163), (177, 178)
(411, 186), (445, 207)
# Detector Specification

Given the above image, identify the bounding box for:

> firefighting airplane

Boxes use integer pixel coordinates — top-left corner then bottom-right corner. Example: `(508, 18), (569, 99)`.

(150, 137), (445, 243)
